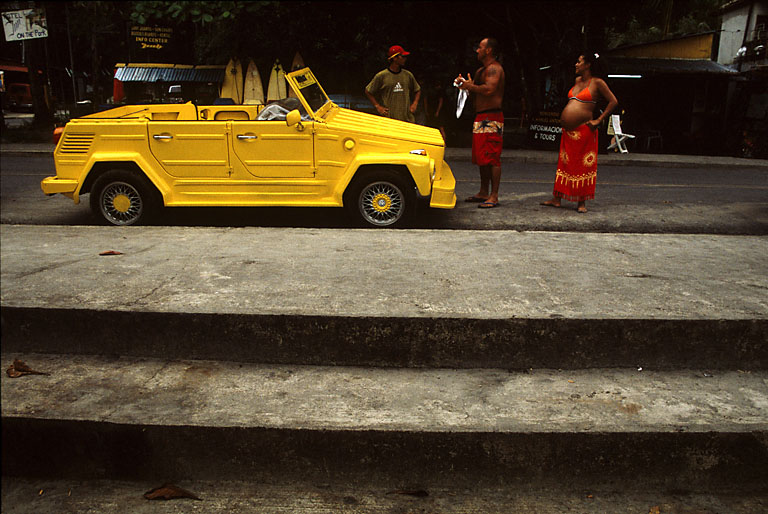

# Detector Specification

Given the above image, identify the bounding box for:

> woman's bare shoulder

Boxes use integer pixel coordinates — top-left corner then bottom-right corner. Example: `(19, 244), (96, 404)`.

(592, 77), (610, 87)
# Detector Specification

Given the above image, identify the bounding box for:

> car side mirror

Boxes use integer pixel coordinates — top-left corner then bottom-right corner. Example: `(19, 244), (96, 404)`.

(286, 109), (304, 131)
(168, 85), (182, 94)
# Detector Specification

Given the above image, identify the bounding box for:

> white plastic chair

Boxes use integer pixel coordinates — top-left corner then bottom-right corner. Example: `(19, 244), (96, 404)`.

(606, 114), (635, 153)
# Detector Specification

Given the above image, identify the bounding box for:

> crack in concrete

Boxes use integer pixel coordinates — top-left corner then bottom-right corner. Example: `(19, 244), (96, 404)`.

(125, 274), (178, 307)
(11, 258), (87, 279)
(145, 360), (172, 386)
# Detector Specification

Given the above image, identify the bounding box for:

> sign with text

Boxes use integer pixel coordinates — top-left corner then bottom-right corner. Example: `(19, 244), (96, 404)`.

(527, 111), (562, 149)
(130, 25), (173, 51)
(2, 9), (48, 41)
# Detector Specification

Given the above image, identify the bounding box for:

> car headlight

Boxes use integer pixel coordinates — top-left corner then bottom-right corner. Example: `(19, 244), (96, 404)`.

(409, 149), (427, 156)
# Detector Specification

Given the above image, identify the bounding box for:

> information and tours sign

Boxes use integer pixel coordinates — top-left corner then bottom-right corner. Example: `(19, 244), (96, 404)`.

(527, 111), (562, 149)
(2, 8), (48, 41)
(130, 25), (173, 51)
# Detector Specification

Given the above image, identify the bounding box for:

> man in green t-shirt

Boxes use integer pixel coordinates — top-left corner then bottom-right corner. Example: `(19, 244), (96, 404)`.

(365, 45), (421, 123)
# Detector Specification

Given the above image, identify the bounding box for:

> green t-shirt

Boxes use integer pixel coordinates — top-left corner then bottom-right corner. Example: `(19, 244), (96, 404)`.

(366, 68), (420, 123)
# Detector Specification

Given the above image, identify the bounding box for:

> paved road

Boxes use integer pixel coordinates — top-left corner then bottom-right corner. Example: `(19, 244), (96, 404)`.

(2, 154), (767, 233)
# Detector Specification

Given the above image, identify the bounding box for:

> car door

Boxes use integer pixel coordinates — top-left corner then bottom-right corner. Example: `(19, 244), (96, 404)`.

(229, 120), (315, 179)
(148, 121), (232, 178)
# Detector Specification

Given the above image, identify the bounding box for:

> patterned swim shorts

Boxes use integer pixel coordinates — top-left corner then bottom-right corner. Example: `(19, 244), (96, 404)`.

(472, 110), (504, 167)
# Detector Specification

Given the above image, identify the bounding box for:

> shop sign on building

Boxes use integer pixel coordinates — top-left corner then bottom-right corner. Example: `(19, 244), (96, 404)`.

(527, 111), (562, 149)
(2, 8), (48, 41)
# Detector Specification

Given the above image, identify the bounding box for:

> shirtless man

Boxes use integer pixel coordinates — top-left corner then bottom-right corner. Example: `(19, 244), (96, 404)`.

(456, 37), (505, 208)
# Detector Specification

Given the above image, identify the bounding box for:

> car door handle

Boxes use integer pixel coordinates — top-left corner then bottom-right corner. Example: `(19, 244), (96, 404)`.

(153, 135), (173, 140)
(237, 134), (258, 140)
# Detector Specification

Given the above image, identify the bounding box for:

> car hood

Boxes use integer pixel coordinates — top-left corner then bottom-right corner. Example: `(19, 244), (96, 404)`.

(324, 107), (444, 147)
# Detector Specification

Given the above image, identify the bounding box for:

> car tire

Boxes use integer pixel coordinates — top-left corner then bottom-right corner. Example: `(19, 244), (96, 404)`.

(90, 169), (160, 226)
(345, 170), (414, 228)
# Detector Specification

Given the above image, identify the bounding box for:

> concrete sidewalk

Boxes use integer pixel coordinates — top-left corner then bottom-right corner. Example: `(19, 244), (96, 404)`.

(2, 141), (767, 169)
(3, 226), (766, 319)
(2, 225), (766, 368)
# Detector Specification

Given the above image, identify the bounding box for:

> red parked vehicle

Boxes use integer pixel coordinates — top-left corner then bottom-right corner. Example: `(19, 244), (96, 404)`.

(6, 83), (33, 111)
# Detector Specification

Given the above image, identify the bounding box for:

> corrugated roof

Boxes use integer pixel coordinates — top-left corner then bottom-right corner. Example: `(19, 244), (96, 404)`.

(719, 0), (753, 14)
(115, 66), (225, 83)
(604, 57), (739, 76)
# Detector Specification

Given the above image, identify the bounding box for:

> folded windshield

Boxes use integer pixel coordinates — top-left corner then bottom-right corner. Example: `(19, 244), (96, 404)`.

(290, 70), (330, 114)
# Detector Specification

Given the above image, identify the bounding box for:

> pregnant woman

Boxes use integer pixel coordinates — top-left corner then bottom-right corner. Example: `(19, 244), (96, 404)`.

(541, 53), (618, 213)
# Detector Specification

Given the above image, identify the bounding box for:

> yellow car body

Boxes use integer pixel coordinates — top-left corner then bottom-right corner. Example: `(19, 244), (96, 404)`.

(42, 68), (456, 227)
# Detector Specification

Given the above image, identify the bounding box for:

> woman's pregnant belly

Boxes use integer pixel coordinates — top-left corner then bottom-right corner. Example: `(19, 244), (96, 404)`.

(560, 100), (594, 131)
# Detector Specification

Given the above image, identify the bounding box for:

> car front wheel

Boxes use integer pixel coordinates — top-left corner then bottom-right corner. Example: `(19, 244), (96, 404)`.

(347, 171), (414, 228)
(90, 170), (159, 226)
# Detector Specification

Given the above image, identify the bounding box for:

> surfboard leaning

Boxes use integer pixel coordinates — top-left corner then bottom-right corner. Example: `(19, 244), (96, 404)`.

(243, 59), (264, 105)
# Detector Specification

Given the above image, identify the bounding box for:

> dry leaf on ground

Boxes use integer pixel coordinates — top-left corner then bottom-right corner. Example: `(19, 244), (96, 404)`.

(99, 250), (123, 256)
(6, 359), (50, 378)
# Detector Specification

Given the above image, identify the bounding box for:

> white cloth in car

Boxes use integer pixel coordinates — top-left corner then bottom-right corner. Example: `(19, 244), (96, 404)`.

(256, 103), (312, 121)
(256, 104), (291, 121)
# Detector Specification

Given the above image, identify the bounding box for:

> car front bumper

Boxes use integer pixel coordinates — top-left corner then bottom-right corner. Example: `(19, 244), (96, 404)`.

(41, 176), (79, 200)
(429, 161), (456, 209)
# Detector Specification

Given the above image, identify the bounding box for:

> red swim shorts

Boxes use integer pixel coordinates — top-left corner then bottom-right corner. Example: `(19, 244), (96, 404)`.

(472, 110), (504, 167)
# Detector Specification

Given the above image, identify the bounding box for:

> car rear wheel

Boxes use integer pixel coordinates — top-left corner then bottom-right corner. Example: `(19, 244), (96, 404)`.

(90, 170), (159, 226)
(346, 170), (414, 228)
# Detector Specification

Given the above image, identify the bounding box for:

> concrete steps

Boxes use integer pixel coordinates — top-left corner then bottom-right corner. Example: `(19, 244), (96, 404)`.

(1, 226), (767, 370)
(3, 353), (767, 493)
(3, 307), (766, 369)
(2, 225), (767, 509)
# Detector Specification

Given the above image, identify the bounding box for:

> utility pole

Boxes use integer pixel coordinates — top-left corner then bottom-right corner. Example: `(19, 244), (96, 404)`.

(65, 3), (77, 102)
(661, 0), (674, 38)
(737, 1), (755, 73)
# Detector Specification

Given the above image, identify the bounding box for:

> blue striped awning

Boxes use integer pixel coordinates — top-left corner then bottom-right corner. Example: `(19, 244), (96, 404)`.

(114, 66), (225, 83)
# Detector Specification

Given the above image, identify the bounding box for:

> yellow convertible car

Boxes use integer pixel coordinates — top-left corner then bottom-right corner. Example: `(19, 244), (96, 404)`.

(42, 68), (456, 227)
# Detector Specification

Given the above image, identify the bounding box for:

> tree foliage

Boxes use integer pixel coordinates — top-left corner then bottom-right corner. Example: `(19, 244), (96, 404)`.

(130, 1), (270, 26)
(605, 0), (724, 48)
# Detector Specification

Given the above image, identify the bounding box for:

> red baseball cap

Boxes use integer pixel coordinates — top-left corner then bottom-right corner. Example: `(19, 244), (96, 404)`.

(388, 45), (410, 59)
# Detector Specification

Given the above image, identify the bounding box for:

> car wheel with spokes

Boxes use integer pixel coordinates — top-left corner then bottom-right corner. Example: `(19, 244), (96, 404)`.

(346, 170), (414, 228)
